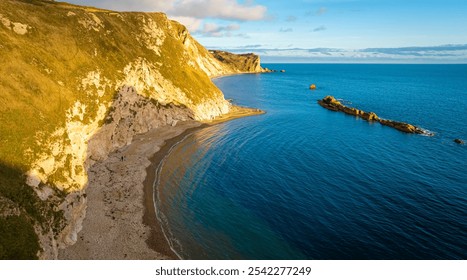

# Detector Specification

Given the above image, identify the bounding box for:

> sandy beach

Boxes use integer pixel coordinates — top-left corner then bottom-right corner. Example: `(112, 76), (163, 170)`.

(58, 106), (263, 260)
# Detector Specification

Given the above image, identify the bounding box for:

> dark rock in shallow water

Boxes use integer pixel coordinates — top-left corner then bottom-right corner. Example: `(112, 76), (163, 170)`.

(318, 95), (431, 135)
(454, 139), (464, 145)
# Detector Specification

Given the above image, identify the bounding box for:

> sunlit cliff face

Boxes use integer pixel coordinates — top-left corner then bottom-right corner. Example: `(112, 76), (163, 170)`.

(9, 6), (233, 196)
(0, 0), (265, 258)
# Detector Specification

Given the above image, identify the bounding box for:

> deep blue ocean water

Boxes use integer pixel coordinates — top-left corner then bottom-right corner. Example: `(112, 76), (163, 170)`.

(155, 64), (467, 259)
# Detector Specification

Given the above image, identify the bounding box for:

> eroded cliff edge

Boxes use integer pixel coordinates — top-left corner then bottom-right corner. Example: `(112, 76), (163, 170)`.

(0, 0), (267, 259)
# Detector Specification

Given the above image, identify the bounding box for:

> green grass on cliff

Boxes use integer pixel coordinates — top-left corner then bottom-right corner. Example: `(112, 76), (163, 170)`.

(0, 164), (41, 260)
(0, 162), (66, 259)
(0, 215), (40, 259)
(0, 0), (222, 169)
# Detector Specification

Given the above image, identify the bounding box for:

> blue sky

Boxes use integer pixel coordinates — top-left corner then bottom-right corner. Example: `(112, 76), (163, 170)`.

(66, 0), (467, 63)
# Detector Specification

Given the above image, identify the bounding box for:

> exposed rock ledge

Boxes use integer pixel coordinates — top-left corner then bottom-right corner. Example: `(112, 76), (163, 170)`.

(318, 96), (432, 135)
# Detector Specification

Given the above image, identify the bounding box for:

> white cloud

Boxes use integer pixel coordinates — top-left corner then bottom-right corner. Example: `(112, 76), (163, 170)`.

(66, 0), (174, 12)
(67, 0), (267, 21)
(170, 16), (204, 32)
(170, 0), (267, 21)
(316, 7), (327, 15)
(168, 1), (265, 35)
(313, 25), (327, 32)
(280, 28), (293, 33)
(305, 6), (328, 16)
(66, 0), (265, 38)
(195, 22), (241, 37)
(216, 44), (467, 63)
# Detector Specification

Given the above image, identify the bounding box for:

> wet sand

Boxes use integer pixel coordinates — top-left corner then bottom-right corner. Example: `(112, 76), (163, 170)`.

(58, 106), (263, 259)
(142, 124), (206, 259)
(143, 106), (264, 259)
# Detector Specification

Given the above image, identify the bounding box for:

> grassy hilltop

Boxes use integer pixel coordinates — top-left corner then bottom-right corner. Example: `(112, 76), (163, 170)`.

(0, 0), (264, 259)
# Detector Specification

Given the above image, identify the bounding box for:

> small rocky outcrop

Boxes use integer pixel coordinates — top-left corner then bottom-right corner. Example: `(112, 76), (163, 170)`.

(318, 96), (430, 135)
(310, 84), (317, 90)
(262, 67), (276, 73)
(454, 139), (464, 145)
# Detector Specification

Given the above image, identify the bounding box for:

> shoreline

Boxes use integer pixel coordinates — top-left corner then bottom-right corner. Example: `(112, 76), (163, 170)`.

(210, 69), (274, 80)
(143, 106), (264, 259)
(58, 106), (264, 259)
(142, 124), (206, 259)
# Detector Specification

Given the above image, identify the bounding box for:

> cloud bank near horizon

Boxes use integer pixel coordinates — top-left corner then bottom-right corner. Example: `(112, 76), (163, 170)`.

(210, 44), (467, 63)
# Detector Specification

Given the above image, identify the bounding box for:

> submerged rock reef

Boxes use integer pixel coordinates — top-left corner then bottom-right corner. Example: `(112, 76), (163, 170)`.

(318, 96), (431, 135)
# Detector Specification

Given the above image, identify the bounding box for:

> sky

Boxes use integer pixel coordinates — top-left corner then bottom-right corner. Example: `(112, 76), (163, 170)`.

(65, 0), (467, 63)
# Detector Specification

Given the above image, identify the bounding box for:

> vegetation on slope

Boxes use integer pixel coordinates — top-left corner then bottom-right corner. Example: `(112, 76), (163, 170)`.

(0, 0), (226, 170)
(0, 163), (65, 259)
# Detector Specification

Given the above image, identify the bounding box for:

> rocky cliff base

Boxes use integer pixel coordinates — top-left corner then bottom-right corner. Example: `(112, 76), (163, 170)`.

(58, 122), (200, 260)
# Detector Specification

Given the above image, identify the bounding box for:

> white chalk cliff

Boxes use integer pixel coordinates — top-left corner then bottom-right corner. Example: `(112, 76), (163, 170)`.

(0, 0), (266, 259)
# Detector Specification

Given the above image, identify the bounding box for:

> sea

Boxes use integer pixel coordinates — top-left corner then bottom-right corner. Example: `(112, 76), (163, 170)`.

(155, 64), (467, 260)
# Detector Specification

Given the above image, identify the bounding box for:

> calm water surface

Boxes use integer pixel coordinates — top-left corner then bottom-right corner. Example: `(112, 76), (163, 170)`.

(155, 64), (467, 259)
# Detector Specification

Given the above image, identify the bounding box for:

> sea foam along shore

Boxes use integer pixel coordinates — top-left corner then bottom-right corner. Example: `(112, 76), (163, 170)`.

(58, 106), (264, 259)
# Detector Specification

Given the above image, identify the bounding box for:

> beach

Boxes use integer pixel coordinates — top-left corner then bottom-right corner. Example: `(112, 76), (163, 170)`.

(58, 106), (263, 260)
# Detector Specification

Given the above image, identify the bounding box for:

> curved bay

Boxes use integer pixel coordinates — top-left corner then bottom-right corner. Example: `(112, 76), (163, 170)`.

(156, 64), (467, 259)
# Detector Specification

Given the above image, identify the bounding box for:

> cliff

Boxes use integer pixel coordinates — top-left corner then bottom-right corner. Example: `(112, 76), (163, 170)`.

(0, 0), (266, 259)
(318, 96), (431, 135)
(209, 50), (266, 74)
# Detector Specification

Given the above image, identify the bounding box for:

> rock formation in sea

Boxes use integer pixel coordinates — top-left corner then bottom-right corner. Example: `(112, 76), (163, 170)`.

(318, 96), (430, 135)
(0, 0), (267, 259)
